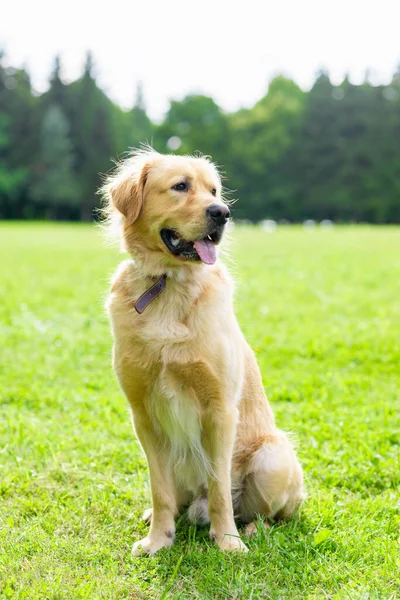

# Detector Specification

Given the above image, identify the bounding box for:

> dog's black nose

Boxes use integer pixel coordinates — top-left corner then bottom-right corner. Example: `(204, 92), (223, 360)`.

(206, 204), (230, 225)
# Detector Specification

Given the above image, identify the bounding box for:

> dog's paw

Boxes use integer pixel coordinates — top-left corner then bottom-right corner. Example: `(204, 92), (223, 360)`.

(219, 535), (249, 552)
(132, 534), (174, 557)
(142, 507), (153, 523)
(243, 520), (270, 538)
(211, 531), (249, 552)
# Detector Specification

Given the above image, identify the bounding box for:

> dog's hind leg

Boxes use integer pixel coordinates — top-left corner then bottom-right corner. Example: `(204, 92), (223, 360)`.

(142, 507), (153, 523)
(237, 431), (304, 524)
(187, 487), (210, 526)
(243, 519), (270, 538)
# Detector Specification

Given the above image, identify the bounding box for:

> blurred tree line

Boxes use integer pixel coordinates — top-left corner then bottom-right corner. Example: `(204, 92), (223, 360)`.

(1, 51), (399, 222)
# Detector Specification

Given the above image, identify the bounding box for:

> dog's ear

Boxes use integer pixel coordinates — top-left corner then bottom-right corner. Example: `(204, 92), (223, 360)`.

(105, 156), (152, 226)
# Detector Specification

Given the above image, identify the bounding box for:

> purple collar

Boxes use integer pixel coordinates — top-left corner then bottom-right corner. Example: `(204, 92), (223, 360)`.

(134, 275), (167, 314)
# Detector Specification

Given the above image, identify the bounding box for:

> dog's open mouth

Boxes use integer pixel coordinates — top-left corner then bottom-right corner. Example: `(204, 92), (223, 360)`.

(160, 228), (223, 265)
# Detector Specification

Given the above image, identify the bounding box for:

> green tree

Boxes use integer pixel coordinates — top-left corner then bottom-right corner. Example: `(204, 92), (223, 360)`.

(0, 52), (39, 217)
(125, 82), (153, 148)
(291, 71), (346, 220)
(386, 67), (400, 221)
(67, 52), (125, 220)
(365, 67), (400, 222)
(229, 76), (305, 220)
(0, 114), (27, 218)
(31, 105), (80, 219)
(337, 78), (384, 221)
(46, 55), (69, 108)
(155, 95), (231, 164)
(293, 72), (400, 222)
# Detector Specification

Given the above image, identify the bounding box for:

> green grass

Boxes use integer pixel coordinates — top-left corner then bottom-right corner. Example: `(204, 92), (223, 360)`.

(0, 222), (399, 599)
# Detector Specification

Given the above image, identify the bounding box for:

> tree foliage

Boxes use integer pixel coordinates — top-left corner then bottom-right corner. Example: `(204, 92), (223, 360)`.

(0, 51), (399, 222)
(31, 105), (80, 219)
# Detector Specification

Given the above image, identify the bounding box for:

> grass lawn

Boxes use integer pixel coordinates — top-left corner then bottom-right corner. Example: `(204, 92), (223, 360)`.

(0, 222), (399, 599)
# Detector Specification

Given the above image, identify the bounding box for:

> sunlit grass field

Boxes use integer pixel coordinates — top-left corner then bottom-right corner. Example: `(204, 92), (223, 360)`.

(0, 222), (399, 599)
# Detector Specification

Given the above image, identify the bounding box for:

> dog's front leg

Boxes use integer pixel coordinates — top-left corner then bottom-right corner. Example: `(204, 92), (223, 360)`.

(202, 409), (248, 552)
(130, 410), (177, 556)
(115, 362), (177, 556)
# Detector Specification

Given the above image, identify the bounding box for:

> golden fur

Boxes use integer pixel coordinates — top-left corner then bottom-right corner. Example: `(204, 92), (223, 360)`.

(102, 149), (304, 555)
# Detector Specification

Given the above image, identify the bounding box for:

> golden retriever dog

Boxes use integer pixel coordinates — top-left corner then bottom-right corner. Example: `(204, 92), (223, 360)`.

(101, 148), (303, 555)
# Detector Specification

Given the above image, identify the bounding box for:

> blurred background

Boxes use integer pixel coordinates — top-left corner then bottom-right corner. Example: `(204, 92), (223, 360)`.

(1, 0), (400, 223)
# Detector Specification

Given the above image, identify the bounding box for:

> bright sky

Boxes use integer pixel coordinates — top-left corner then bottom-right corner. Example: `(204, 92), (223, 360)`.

(2, 0), (400, 120)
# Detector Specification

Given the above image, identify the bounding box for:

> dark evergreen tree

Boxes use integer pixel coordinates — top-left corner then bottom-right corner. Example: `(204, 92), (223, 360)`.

(0, 52), (39, 217)
(48, 56), (67, 106)
(127, 82), (153, 148)
(289, 71), (341, 220)
(31, 105), (80, 219)
(67, 52), (122, 220)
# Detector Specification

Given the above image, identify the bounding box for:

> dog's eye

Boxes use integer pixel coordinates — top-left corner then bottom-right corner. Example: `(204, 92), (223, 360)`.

(211, 188), (217, 196)
(172, 182), (187, 192)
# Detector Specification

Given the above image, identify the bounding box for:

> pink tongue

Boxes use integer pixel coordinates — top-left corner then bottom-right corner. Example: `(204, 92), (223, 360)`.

(194, 238), (217, 265)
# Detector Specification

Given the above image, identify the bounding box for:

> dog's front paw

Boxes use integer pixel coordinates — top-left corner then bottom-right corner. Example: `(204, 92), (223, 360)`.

(211, 530), (249, 553)
(219, 535), (249, 552)
(132, 534), (174, 557)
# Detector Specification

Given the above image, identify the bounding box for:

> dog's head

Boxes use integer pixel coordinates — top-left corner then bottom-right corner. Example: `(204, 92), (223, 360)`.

(101, 149), (230, 272)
